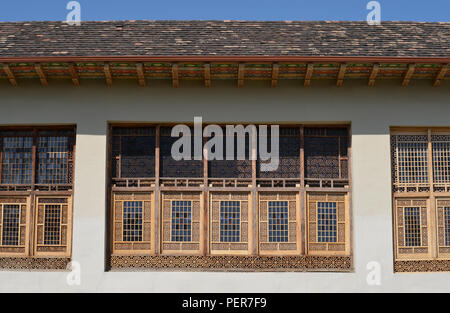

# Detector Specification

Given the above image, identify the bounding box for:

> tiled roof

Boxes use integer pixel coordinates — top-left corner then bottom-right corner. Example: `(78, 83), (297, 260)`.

(0, 20), (449, 58)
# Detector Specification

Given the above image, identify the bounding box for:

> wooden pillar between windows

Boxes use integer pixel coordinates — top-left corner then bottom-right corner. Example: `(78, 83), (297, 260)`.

(427, 128), (438, 258)
(203, 137), (209, 256)
(347, 126), (353, 258)
(28, 129), (38, 257)
(299, 125), (306, 255)
(251, 136), (258, 255)
(154, 126), (161, 254)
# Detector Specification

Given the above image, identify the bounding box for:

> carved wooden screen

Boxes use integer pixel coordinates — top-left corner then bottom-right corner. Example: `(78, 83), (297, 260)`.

(0, 197), (29, 256)
(436, 199), (450, 258)
(34, 196), (72, 257)
(394, 198), (430, 259)
(307, 193), (349, 255)
(0, 132), (33, 185)
(210, 192), (251, 254)
(259, 193), (300, 255)
(161, 192), (202, 254)
(112, 193), (153, 255)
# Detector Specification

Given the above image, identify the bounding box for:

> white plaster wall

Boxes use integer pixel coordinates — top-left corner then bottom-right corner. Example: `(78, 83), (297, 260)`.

(0, 79), (448, 293)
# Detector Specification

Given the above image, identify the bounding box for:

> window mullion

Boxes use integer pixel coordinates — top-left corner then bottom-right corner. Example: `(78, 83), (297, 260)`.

(427, 129), (438, 258)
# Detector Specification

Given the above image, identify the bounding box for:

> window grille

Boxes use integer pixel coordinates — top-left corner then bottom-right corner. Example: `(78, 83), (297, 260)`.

(171, 201), (192, 242)
(397, 142), (428, 184)
(1, 136), (33, 184)
(432, 140), (450, 184)
(268, 201), (289, 242)
(123, 201), (143, 242)
(43, 205), (61, 245)
(1, 204), (20, 246)
(404, 207), (422, 247)
(220, 201), (241, 242)
(317, 202), (337, 243)
(37, 136), (69, 184)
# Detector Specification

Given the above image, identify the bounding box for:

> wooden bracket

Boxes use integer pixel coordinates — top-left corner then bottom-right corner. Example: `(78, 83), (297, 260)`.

(136, 63), (146, 87)
(336, 63), (347, 87)
(34, 63), (48, 86)
(172, 63), (179, 88)
(104, 62), (113, 86)
(271, 63), (279, 88)
(402, 63), (416, 87)
(68, 63), (80, 86)
(238, 63), (245, 88)
(368, 63), (380, 87)
(433, 64), (448, 87)
(1, 63), (17, 86)
(204, 63), (211, 88)
(304, 63), (314, 87)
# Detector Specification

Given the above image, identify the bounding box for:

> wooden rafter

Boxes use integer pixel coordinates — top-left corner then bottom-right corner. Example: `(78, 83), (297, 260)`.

(172, 63), (179, 88)
(402, 63), (416, 87)
(1, 63), (17, 86)
(104, 62), (113, 86)
(204, 63), (211, 88)
(68, 63), (80, 86)
(304, 63), (314, 87)
(433, 64), (448, 87)
(271, 63), (279, 88)
(336, 63), (347, 87)
(238, 63), (245, 88)
(34, 63), (48, 86)
(136, 63), (146, 87)
(368, 63), (380, 87)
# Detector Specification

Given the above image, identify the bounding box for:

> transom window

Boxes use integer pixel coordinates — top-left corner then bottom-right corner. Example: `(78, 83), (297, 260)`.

(171, 201), (192, 242)
(220, 201), (240, 242)
(44, 205), (62, 245)
(2, 204), (20, 246)
(123, 201), (143, 242)
(317, 202), (337, 243)
(445, 207), (450, 247)
(404, 207), (421, 247)
(268, 201), (288, 242)
(1, 136), (33, 185)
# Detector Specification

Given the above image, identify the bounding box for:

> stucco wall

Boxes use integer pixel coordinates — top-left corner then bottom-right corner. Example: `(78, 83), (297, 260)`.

(0, 79), (449, 292)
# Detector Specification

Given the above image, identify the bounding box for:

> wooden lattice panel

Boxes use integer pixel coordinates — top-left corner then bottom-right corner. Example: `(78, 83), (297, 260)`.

(112, 192), (153, 255)
(307, 193), (350, 255)
(210, 192), (251, 255)
(0, 197), (30, 257)
(258, 192), (301, 255)
(436, 199), (450, 259)
(161, 192), (202, 255)
(34, 196), (72, 257)
(394, 198), (431, 260)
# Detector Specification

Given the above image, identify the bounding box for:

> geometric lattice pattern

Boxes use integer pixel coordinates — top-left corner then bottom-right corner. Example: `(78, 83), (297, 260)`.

(123, 201), (143, 242)
(1, 136), (33, 185)
(43, 205), (61, 245)
(1, 204), (20, 246)
(220, 201), (241, 243)
(171, 201), (192, 242)
(445, 207), (450, 246)
(268, 201), (289, 242)
(397, 142), (429, 184)
(37, 136), (69, 184)
(432, 141), (450, 184)
(317, 202), (337, 243)
(404, 207), (422, 247)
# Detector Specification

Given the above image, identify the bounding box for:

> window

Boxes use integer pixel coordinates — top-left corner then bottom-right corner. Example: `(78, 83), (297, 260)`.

(317, 202), (337, 243)
(220, 201), (240, 243)
(171, 201), (192, 242)
(0, 127), (75, 268)
(123, 201), (143, 242)
(1, 204), (20, 246)
(404, 207), (421, 247)
(397, 140), (428, 184)
(268, 201), (288, 242)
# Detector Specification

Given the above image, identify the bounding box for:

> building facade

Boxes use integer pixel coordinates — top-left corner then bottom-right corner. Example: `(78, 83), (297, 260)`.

(0, 20), (449, 292)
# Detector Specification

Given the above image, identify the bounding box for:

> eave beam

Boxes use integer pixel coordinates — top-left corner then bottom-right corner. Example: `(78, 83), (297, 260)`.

(368, 63), (380, 87)
(204, 63), (211, 88)
(271, 63), (279, 88)
(238, 63), (245, 88)
(104, 62), (113, 86)
(172, 63), (179, 88)
(433, 64), (448, 87)
(34, 63), (48, 86)
(136, 63), (146, 87)
(1, 63), (17, 86)
(402, 63), (416, 87)
(336, 63), (347, 87)
(304, 63), (314, 87)
(68, 63), (80, 86)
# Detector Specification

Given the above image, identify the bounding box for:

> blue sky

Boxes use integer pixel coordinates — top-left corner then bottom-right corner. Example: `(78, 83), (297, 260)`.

(0, 0), (448, 22)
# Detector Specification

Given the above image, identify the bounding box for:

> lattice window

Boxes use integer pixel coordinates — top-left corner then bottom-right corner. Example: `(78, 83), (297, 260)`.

(317, 202), (337, 243)
(1, 136), (33, 184)
(122, 201), (143, 242)
(220, 201), (241, 242)
(1, 205), (20, 246)
(304, 127), (348, 179)
(112, 127), (156, 178)
(445, 207), (450, 246)
(171, 201), (192, 242)
(37, 136), (69, 184)
(404, 207), (421, 247)
(268, 201), (289, 242)
(432, 138), (450, 184)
